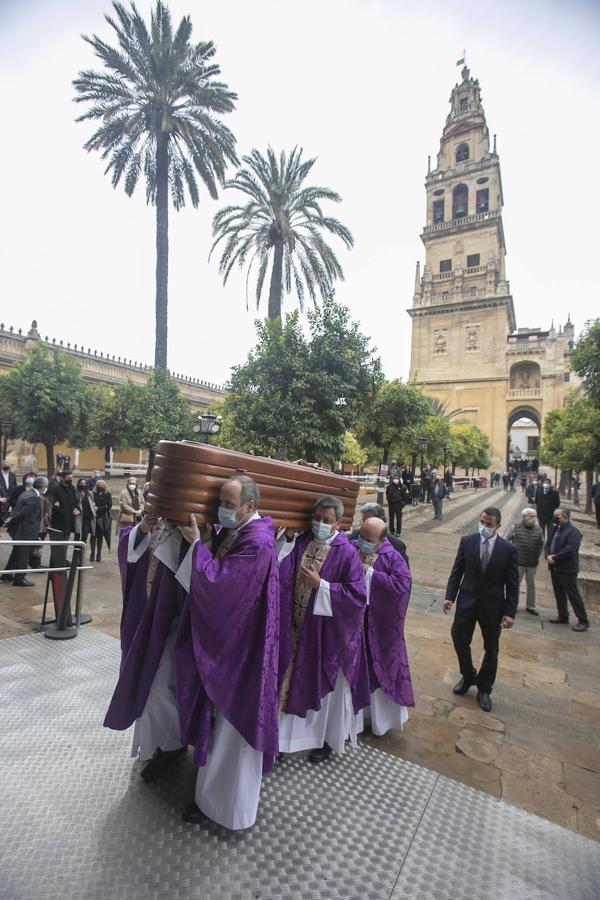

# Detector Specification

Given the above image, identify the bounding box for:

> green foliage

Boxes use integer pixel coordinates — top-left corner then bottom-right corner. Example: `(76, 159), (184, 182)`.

(356, 380), (431, 464)
(220, 298), (380, 463)
(540, 397), (600, 473)
(211, 146), (354, 319)
(73, 1), (237, 208)
(111, 370), (196, 451)
(1, 345), (91, 468)
(427, 396), (467, 423)
(342, 431), (367, 470)
(571, 319), (600, 408)
(449, 424), (491, 472)
(419, 415), (452, 466)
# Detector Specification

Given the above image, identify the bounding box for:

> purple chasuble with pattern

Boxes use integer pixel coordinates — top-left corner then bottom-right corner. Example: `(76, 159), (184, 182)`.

(352, 538), (415, 707)
(279, 531), (370, 717)
(104, 526), (189, 731)
(173, 517), (280, 771)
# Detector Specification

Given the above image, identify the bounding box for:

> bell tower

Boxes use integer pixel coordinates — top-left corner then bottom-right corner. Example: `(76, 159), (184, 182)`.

(408, 66), (516, 467)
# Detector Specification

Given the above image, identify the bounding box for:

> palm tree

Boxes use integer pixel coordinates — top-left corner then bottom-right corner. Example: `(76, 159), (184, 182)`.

(73, 1), (237, 369)
(427, 396), (468, 423)
(211, 146), (354, 320)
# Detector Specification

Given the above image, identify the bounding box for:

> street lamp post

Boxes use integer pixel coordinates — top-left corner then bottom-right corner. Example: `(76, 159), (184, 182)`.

(1, 420), (14, 462)
(418, 437), (428, 501)
(193, 413), (222, 444)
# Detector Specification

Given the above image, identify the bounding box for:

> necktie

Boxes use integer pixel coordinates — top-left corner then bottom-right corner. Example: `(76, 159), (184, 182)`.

(481, 538), (490, 572)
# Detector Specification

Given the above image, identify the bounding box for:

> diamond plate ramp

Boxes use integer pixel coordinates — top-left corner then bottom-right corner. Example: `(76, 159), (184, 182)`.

(390, 775), (600, 900)
(0, 630), (436, 900)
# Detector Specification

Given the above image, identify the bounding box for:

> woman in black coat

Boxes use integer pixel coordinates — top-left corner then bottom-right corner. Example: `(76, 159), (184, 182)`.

(92, 480), (112, 562)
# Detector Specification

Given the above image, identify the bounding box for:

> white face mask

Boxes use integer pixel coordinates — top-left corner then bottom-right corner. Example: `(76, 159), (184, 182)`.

(128, 484), (136, 491)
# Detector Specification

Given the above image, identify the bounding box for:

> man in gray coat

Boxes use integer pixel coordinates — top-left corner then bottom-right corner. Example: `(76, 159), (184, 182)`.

(505, 508), (544, 615)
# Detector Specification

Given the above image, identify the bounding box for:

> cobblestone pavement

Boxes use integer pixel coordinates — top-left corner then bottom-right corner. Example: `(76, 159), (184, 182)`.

(1, 488), (599, 843)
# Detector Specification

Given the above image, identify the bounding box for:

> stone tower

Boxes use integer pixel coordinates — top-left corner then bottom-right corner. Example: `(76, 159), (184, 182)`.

(409, 68), (538, 469)
(408, 67), (577, 470)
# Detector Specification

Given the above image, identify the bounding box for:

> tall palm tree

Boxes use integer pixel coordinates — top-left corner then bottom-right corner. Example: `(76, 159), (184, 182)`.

(73, 1), (237, 369)
(211, 146), (354, 320)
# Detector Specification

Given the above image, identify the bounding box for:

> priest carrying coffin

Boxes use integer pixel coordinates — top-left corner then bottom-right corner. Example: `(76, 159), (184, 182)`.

(173, 475), (280, 830)
(104, 514), (192, 779)
(351, 517), (415, 736)
(277, 495), (370, 762)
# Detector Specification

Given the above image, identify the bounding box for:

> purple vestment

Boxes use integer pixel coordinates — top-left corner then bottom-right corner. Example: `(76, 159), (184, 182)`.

(279, 531), (370, 717)
(173, 517), (280, 770)
(104, 527), (189, 731)
(352, 538), (415, 707)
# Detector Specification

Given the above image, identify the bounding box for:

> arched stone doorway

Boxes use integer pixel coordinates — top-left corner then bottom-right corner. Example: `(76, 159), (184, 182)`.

(507, 406), (541, 472)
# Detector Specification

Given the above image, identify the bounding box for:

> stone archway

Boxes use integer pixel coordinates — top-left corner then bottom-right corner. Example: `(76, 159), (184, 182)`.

(507, 406), (542, 471)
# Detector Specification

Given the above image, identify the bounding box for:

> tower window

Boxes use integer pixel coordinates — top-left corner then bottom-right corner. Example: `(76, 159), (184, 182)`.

(456, 142), (469, 162)
(452, 184), (468, 218)
(433, 199), (444, 224)
(440, 259), (452, 273)
(476, 188), (489, 213)
(459, 97), (468, 112)
(467, 253), (480, 268)
(442, 291), (449, 302)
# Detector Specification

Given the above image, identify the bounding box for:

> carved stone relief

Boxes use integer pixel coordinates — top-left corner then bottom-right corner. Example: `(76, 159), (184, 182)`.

(465, 325), (480, 352)
(433, 328), (448, 355)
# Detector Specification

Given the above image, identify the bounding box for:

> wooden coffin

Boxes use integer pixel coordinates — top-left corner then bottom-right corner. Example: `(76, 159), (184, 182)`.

(144, 441), (360, 529)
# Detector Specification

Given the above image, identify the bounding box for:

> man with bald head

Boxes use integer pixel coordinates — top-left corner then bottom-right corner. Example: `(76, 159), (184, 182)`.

(351, 517), (414, 735)
(173, 475), (280, 828)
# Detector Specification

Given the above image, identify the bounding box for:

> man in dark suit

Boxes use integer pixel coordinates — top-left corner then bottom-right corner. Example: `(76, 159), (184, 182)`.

(0, 460), (18, 525)
(49, 470), (81, 538)
(547, 508), (590, 632)
(443, 506), (519, 712)
(534, 479), (560, 544)
(3, 476), (48, 586)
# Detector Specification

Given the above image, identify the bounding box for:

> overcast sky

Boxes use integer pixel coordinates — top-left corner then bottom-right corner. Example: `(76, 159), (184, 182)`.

(1, 0), (599, 387)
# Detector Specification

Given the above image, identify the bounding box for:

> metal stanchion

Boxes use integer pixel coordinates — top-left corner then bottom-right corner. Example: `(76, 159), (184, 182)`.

(44, 553), (79, 640)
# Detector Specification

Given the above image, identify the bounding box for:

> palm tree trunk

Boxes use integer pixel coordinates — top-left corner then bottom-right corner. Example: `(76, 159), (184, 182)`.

(44, 442), (54, 476)
(267, 239), (284, 320)
(155, 132), (169, 369)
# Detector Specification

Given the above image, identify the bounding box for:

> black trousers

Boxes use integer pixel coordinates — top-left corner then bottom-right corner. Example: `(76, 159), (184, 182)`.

(451, 614), (501, 693)
(550, 571), (589, 625)
(388, 502), (403, 534)
(8, 545), (33, 582)
(594, 501), (600, 528)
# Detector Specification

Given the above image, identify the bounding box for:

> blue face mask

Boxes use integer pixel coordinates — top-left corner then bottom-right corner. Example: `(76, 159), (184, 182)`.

(478, 523), (495, 540)
(218, 506), (239, 529)
(312, 520), (333, 541)
(357, 536), (377, 555)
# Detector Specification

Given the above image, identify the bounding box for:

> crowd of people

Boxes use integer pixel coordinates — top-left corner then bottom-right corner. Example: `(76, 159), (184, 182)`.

(0, 461), (153, 583)
(384, 461), (454, 530)
(0, 456), (593, 832)
(104, 478), (414, 831)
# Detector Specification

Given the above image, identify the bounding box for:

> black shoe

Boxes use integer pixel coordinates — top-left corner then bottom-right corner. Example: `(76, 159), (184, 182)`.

(308, 742), (332, 764)
(572, 622), (590, 632)
(96, 554), (101, 562)
(452, 677), (476, 695)
(182, 801), (206, 824)
(477, 691), (492, 712)
(548, 617), (569, 624)
(526, 608), (540, 616)
(140, 747), (186, 783)
(13, 578), (35, 587)
(0, 574), (13, 582)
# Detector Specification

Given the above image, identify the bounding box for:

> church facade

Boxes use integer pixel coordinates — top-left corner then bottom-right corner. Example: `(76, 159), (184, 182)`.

(408, 66), (576, 470)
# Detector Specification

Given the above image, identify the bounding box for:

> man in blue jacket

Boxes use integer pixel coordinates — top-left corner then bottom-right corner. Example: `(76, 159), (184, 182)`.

(443, 507), (519, 713)
(547, 508), (590, 632)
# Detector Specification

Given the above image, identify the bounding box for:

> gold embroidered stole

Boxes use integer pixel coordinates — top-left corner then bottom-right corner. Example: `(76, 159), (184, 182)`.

(215, 529), (238, 559)
(279, 538), (333, 712)
(145, 521), (174, 595)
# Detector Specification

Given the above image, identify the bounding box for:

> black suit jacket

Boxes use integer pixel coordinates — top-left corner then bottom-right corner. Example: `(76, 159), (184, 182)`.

(446, 532), (519, 622)
(546, 522), (581, 574)
(7, 490), (44, 542)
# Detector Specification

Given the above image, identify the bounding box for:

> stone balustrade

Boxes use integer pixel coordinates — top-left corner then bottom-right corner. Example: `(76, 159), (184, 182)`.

(423, 209), (500, 235)
(507, 388), (542, 400)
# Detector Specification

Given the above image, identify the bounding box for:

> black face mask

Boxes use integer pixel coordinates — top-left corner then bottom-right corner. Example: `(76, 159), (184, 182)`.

(553, 516), (561, 525)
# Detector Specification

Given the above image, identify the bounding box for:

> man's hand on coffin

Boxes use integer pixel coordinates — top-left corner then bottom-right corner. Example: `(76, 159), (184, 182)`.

(300, 564), (322, 589)
(139, 514), (159, 534)
(179, 514), (201, 545)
